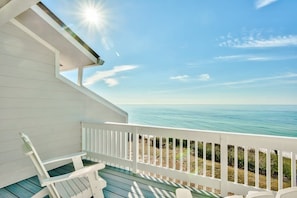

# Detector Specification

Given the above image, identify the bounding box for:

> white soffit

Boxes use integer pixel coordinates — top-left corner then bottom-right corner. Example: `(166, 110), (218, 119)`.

(0, 0), (11, 8)
(0, 0), (40, 27)
(15, 3), (100, 71)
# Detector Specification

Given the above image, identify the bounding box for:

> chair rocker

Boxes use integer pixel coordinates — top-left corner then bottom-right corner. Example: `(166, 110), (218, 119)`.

(20, 133), (106, 198)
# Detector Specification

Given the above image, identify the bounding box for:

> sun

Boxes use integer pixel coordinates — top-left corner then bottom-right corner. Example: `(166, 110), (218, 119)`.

(77, 0), (109, 33)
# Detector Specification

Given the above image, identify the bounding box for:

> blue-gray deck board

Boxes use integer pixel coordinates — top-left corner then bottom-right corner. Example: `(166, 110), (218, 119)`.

(0, 161), (220, 198)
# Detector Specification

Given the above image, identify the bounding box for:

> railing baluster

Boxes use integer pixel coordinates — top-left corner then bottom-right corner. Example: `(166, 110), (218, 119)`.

(116, 131), (119, 157)
(153, 136), (156, 166)
(195, 140), (198, 175)
(147, 135), (151, 164)
(291, 152), (296, 187)
(87, 128), (91, 152)
(124, 132), (128, 160)
(98, 129), (102, 154)
(160, 136), (163, 167)
(110, 130), (113, 157)
(187, 139), (190, 173)
(173, 138), (176, 170)
(255, 148), (259, 188)
(81, 124), (86, 151)
(180, 138), (183, 171)
(166, 137), (169, 168)
(108, 130), (111, 156)
(132, 130), (139, 172)
(278, 151), (283, 190)
(266, 149), (271, 190)
(94, 128), (98, 154)
(142, 135), (145, 162)
(203, 142), (206, 176)
(220, 135), (228, 197)
(212, 143), (215, 178)
(129, 132), (132, 160)
(244, 146), (248, 185)
(120, 131), (124, 158)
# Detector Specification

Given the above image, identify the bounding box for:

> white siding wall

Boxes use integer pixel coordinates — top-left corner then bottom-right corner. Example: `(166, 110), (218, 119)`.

(0, 22), (127, 188)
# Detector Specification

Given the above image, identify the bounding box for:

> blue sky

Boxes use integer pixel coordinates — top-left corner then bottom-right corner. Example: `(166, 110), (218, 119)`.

(42, 0), (297, 105)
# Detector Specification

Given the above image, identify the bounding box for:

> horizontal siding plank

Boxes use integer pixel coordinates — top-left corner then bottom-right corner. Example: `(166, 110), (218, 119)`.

(0, 53), (54, 73)
(0, 23), (54, 65)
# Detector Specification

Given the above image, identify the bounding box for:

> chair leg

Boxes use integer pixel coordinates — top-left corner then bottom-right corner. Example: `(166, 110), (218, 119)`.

(88, 172), (104, 198)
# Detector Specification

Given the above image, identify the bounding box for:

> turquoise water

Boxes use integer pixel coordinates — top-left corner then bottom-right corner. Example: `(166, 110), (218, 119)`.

(119, 105), (297, 137)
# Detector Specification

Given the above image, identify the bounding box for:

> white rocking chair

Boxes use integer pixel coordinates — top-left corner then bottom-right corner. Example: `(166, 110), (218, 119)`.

(20, 133), (106, 198)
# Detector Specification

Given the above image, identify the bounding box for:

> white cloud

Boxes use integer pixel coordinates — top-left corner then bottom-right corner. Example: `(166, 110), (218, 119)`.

(104, 78), (118, 87)
(255, 0), (277, 9)
(221, 73), (297, 86)
(170, 75), (189, 81)
(170, 74), (211, 82)
(157, 73), (297, 94)
(198, 74), (210, 81)
(219, 35), (297, 48)
(84, 65), (138, 86)
(214, 54), (297, 62)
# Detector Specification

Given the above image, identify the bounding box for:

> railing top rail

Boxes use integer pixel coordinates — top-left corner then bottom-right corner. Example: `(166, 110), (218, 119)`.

(82, 121), (297, 151)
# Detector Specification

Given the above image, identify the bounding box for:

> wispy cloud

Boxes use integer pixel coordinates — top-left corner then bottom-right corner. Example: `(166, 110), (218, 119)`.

(170, 74), (211, 82)
(157, 73), (297, 93)
(84, 65), (138, 87)
(220, 73), (297, 86)
(219, 35), (297, 48)
(255, 0), (277, 9)
(198, 74), (210, 81)
(214, 54), (297, 62)
(170, 75), (189, 81)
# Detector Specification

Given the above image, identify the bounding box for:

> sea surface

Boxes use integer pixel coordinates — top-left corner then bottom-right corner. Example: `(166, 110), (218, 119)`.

(119, 105), (297, 137)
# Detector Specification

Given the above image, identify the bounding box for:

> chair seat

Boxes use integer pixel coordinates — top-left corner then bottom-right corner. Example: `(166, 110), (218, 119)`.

(55, 176), (106, 198)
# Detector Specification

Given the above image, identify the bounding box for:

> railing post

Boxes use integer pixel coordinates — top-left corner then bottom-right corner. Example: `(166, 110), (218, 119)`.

(220, 134), (228, 197)
(132, 127), (139, 173)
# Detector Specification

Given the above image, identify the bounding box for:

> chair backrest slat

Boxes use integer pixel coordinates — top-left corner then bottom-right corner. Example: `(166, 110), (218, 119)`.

(20, 133), (60, 198)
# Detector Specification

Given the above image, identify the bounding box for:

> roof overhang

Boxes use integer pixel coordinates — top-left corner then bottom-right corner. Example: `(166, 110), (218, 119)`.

(0, 1), (103, 71)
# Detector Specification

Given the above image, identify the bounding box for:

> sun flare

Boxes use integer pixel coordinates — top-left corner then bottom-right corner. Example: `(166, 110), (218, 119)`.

(77, 0), (109, 33)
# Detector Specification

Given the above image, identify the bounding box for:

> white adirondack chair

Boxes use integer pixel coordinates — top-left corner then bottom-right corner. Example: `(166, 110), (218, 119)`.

(246, 191), (274, 198)
(276, 187), (297, 198)
(175, 188), (192, 198)
(20, 133), (106, 198)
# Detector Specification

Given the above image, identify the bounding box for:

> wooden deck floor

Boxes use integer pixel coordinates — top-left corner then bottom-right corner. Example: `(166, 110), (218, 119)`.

(0, 161), (220, 198)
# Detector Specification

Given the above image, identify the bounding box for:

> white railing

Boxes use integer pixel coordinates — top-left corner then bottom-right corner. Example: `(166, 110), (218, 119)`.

(81, 122), (297, 197)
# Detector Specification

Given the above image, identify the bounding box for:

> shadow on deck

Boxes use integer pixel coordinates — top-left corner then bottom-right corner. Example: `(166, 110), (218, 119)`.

(0, 161), (220, 198)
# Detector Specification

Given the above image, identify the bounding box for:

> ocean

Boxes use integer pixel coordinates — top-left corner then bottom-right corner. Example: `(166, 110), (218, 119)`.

(119, 105), (297, 137)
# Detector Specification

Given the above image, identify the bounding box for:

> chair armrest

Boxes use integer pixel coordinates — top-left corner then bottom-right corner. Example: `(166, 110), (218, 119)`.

(41, 163), (105, 187)
(42, 152), (86, 165)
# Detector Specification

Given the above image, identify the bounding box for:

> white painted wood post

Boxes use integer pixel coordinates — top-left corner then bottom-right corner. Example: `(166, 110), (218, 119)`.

(278, 151), (283, 190)
(132, 127), (139, 173)
(291, 152), (296, 187)
(266, 149), (271, 190)
(220, 135), (228, 197)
